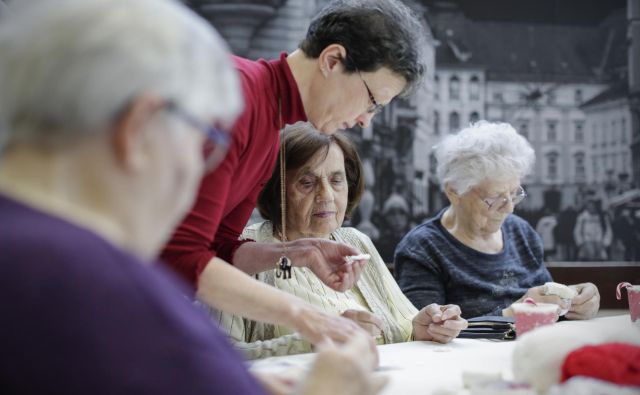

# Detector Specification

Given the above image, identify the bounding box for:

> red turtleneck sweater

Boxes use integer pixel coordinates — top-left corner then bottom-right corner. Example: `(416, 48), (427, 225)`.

(161, 52), (307, 287)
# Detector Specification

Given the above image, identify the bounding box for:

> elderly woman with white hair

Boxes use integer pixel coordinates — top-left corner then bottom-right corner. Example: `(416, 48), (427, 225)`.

(0, 1), (382, 394)
(395, 121), (600, 320)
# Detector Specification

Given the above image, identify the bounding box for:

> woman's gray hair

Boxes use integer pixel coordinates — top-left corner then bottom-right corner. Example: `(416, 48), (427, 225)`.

(435, 121), (535, 195)
(0, 0), (242, 149)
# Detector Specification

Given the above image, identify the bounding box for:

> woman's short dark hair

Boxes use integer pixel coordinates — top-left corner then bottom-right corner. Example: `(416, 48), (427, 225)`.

(257, 122), (365, 237)
(299, 0), (427, 96)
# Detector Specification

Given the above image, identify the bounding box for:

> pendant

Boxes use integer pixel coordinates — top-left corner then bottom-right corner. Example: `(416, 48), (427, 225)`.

(275, 255), (292, 279)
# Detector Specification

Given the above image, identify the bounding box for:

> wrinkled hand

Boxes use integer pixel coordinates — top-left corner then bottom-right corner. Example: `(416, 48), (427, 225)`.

(298, 330), (387, 395)
(294, 305), (378, 362)
(290, 238), (366, 292)
(342, 309), (383, 337)
(566, 282), (600, 320)
(412, 303), (468, 343)
(504, 285), (571, 316)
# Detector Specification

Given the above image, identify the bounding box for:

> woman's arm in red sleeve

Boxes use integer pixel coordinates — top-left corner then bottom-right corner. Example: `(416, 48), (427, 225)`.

(160, 126), (243, 288)
(211, 195), (258, 264)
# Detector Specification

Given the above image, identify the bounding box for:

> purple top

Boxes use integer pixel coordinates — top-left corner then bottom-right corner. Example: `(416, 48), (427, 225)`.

(0, 194), (267, 395)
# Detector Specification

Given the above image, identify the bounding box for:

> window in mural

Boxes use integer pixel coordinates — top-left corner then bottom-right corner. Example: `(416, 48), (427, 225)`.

(449, 111), (460, 133)
(469, 75), (480, 101)
(574, 152), (585, 181)
(574, 120), (584, 143)
(574, 88), (583, 104)
(449, 75), (460, 101)
(546, 151), (559, 180)
(547, 120), (557, 142)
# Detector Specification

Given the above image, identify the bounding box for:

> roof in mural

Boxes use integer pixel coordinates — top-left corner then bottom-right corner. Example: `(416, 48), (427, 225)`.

(427, 2), (627, 83)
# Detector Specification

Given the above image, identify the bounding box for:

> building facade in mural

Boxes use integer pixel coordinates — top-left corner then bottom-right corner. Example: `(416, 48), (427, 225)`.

(189, 0), (637, 262)
(426, 1), (638, 261)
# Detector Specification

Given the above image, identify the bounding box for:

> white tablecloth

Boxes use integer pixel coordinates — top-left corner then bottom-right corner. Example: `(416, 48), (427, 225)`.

(249, 315), (636, 395)
(250, 336), (516, 394)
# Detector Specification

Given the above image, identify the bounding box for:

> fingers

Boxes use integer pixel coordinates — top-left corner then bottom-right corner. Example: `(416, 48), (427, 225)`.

(426, 324), (454, 343)
(440, 304), (462, 321)
(343, 329), (380, 370)
(564, 311), (584, 320)
(423, 303), (444, 323)
(565, 307), (595, 320)
(567, 288), (600, 320)
(305, 239), (367, 292)
(570, 283), (598, 305)
(342, 310), (383, 337)
(335, 241), (361, 257)
(304, 331), (380, 395)
(312, 336), (335, 352)
(539, 295), (571, 312)
(413, 304), (467, 342)
(502, 306), (514, 317)
(428, 320), (464, 341)
(342, 259), (366, 291)
(518, 283), (599, 321)
(352, 258), (367, 275)
(332, 257), (365, 292)
(299, 310), (363, 346)
(442, 316), (468, 331)
(334, 265), (353, 293)
(412, 308), (434, 327)
(524, 287), (570, 312)
(353, 310), (384, 335)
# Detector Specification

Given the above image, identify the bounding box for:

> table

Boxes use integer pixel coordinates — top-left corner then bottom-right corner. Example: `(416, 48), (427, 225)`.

(251, 336), (517, 394)
(249, 315), (635, 395)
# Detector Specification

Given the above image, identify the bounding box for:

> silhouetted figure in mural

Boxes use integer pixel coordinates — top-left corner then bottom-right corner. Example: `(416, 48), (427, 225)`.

(356, 189), (380, 241)
(612, 206), (638, 261)
(536, 207), (558, 261)
(377, 193), (410, 263)
(355, 147), (380, 241)
(574, 198), (612, 261)
(555, 205), (578, 261)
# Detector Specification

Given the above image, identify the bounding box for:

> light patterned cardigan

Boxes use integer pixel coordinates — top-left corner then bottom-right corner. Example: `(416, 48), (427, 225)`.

(207, 221), (418, 360)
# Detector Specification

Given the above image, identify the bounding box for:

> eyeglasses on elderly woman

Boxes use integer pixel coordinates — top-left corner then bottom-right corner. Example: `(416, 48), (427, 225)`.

(478, 185), (527, 212)
(164, 101), (231, 170)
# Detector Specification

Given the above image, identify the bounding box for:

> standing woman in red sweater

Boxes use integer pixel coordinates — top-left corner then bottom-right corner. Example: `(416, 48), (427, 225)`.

(162, 0), (428, 347)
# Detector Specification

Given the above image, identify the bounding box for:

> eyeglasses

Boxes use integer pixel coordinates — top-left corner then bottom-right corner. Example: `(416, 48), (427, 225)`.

(480, 186), (527, 212)
(165, 102), (231, 171)
(356, 69), (385, 115)
(344, 54), (385, 115)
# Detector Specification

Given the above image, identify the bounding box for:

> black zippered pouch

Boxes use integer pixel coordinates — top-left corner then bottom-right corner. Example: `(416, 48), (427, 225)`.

(458, 316), (516, 340)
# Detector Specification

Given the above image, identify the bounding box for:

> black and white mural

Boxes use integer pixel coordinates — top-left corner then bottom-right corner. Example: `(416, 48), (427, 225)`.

(189, 0), (638, 263)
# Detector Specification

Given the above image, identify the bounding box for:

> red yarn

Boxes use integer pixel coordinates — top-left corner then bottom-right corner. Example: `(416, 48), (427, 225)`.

(561, 343), (640, 387)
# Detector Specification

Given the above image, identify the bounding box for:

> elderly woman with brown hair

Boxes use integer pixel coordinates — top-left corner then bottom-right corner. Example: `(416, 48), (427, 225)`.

(212, 122), (467, 359)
